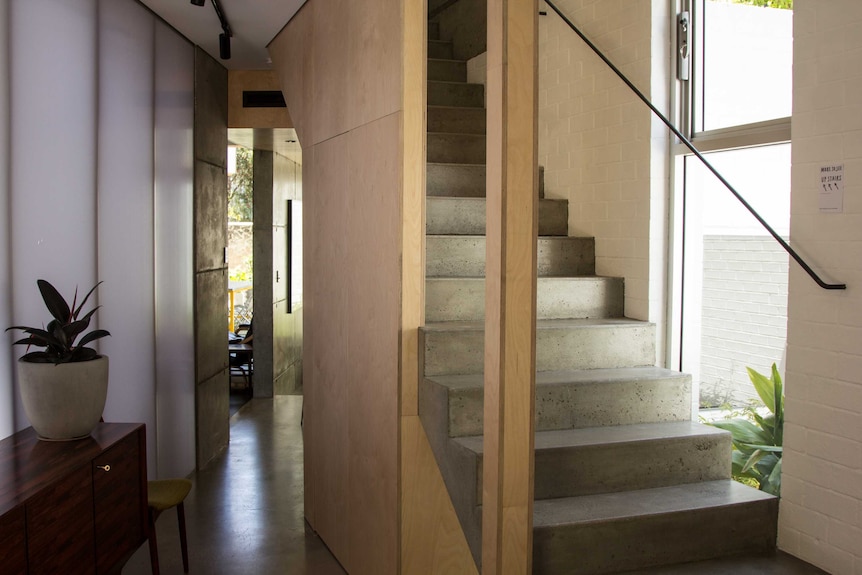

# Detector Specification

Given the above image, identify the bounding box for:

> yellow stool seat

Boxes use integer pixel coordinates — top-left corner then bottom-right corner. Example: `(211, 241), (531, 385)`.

(147, 478), (192, 574)
(148, 479), (192, 511)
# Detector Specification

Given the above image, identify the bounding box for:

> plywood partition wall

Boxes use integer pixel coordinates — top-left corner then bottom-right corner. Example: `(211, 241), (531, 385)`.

(270, 0), (479, 572)
(483, 0), (539, 573)
(269, 1), (403, 572)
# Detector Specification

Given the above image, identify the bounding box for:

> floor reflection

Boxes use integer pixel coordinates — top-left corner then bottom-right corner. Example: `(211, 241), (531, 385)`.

(123, 396), (346, 575)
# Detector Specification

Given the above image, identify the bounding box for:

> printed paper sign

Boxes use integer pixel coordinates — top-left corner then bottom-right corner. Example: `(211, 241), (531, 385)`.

(819, 163), (844, 213)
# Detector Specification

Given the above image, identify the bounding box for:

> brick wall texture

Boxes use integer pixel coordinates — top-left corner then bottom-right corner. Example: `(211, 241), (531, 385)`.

(700, 236), (788, 407)
(538, 0), (669, 362)
(781, 2), (862, 573)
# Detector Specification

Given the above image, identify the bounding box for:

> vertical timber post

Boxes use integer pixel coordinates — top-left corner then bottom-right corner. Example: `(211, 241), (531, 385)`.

(482, 0), (539, 573)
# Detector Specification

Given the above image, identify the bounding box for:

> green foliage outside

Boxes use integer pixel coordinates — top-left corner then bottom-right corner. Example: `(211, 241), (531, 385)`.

(707, 364), (784, 496)
(732, 0), (792, 9)
(229, 147), (253, 222)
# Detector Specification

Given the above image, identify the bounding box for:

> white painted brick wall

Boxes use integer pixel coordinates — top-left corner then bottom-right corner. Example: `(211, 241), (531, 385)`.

(538, 0), (669, 363)
(699, 236), (789, 407)
(783, 2), (862, 573)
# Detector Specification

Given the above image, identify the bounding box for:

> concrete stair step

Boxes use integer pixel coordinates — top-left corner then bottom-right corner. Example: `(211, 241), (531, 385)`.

(428, 39), (454, 60)
(457, 422), (731, 504)
(427, 133), (486, 164)
(421, 318), (655, 376)
(425, 276), (623, 322)
(420, 367), (691, 438)
(428, 20), (440, 41)
(427, 163), (486, 197)
(426, 236), (595, 278)
(427, 197), (566, 236)
(532, 480), (778, 575)
(428, 81), (484, 108)
(428, 58), (467, 82)
(428, 106), (486, 135)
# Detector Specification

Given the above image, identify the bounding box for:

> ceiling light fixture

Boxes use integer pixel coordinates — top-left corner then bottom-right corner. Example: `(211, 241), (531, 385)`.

(211, 0), (232, 60)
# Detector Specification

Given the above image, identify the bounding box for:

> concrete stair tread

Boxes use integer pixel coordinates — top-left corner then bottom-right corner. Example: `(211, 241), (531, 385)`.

(423, 317), (652, 332)
(426, 366), (687, 391)
(454, 421), (727, 455)
(428, 57), (467, 64)
(533, 480), (775, 528)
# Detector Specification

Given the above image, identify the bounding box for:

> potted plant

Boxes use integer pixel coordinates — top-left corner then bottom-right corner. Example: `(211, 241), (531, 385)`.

(6, 279), (111, 441)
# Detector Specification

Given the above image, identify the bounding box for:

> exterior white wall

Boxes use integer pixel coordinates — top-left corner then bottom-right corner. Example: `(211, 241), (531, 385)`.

(538, 0), (669, 363)
(781, 2), (862, 573)
(0, 0), (196, 479)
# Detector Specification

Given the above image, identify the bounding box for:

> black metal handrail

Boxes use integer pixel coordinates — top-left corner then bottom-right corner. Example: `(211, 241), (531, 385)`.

(544, 0), (846, 290)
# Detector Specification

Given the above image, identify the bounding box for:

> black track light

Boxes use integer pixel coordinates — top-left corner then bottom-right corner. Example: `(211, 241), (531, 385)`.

(190, 0), (205, 6)
(219, 33), (231, 60)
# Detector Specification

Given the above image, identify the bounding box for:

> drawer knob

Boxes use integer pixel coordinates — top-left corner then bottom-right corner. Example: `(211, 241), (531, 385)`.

(97, 465), (111, 472)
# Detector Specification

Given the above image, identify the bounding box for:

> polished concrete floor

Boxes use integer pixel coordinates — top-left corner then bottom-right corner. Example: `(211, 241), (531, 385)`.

(123, 396), (346, 575)
(124, 396), (827, 575)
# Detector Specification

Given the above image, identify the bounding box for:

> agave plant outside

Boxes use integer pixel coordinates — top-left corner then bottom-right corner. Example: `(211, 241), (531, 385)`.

(708, 363), (784, 496)
(6, 279), (111, 364)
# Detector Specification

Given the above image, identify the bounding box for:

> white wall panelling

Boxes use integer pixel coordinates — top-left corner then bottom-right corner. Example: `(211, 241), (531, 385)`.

(154, 19), (196, 478)
(0, 0), (12, 437)
(97, 0), (157, 474)
(9, 0), (99, 428)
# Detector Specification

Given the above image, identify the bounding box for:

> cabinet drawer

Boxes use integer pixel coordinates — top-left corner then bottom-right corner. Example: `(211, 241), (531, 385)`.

(93, 431), (146, 574)
(0, 505), (26, 575)
(27, 466), (95, 574)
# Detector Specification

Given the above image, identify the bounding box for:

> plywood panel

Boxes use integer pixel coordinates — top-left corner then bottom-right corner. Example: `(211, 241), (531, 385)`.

(400, 0), (427, 418)
(348, 0), (401, 130)
(308, 133), (351, 566)
(347, 115), (401, 575)
(402, 417), (479, 575)
(311, 0), (350, 145)
(267, 3), (312, 144)
(482, 0), (539, 572)
(227, 70), (293, 129)
(301, 148), (317, 527)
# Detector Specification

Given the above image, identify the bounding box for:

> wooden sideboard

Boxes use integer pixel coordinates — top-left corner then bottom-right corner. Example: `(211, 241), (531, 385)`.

(0, 423), (147, 574)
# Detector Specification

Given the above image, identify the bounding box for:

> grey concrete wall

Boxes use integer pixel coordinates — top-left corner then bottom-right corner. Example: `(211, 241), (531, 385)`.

(432, 0), (487, 61)
(699, 235), (788, 407)
(253, 150), (274, 397)
(273, 153), (303, 395)
(252, 150), (303, 397)
(194, 47), (229, 469)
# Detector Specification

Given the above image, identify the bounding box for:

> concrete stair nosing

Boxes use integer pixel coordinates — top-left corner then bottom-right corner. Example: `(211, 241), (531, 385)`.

(426, 235), (597, 278)
(427, 132), (486, 164)
(532, 480), (778, 575)
(426, 162), (486, 197)
(426, 196), (567, 237)
(427, 80), (484, 108)
(428, 58), (468, 82)
(421, 318), (656, 376)
(425, 275), (624, 322)
(421, 367), (692, 438)
(428, 105), (487, 135)
(455, 421), (732, 503)
(428, 39), (454, 60)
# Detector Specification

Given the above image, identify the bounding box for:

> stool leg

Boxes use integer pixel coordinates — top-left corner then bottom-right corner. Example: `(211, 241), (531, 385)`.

(177, 502), (189, 573)
(148, 508), (160, 575)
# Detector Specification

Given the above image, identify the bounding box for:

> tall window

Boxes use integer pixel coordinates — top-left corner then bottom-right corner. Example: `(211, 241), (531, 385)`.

(671, 0), (792, 412)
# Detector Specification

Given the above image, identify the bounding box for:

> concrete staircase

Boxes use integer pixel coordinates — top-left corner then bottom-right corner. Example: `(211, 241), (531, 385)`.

(419, 19), (778, 574)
